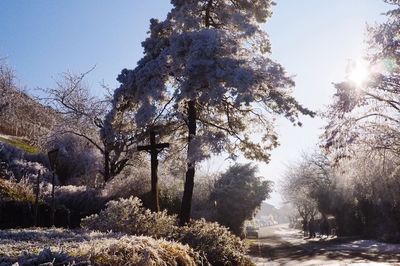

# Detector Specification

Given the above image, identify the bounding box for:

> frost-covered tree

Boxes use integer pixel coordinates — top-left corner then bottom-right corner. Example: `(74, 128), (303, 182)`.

(45, 134), (101, 185)
(42, 70), (139, 183)
(281, 153), (334, 232)
(324, 0), (400, 161)
(211, 163), (272, 235)
(320, 0), (400, 239)
(106, 0), (314, 225)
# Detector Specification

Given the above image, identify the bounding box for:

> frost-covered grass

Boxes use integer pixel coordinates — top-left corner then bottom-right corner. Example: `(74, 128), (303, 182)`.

(0, 228), (205, 265)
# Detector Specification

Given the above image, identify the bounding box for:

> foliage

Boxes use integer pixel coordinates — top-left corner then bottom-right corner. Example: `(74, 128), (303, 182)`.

(282, 153), (333, 215)
(211, 163), (272, 235)
(173, 219), (253, 266)
(107, 0), (313, 162)
(46, 185), (106, 228)
(283, 150), (400, 240)
(81, 196), (177, 238)
(51, 185), (104, 212)
(190, 174), (217, 220)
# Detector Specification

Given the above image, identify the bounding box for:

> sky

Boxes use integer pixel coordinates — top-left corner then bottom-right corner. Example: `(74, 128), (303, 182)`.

(0, 0), (392, 207)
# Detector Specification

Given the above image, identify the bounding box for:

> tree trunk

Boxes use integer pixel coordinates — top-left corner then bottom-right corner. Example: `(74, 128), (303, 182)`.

(104, 150), (111, 183)
(179, 100), (196, 226)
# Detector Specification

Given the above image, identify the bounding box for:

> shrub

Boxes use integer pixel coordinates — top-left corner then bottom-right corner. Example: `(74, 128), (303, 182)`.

(211, 163), (272, 235)
(81, 196), (176, 238)
(173, 219), (253, 266)
(82, 197), (253, 265)
(0, 142), (52, 182)
(79, 236), (205, 266)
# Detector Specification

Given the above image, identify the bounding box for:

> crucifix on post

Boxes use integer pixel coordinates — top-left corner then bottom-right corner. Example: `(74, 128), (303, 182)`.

(137, 130), (169, 212)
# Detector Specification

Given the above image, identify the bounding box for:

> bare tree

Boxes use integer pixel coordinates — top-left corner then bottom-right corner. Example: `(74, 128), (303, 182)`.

(40, 69), (138, 183)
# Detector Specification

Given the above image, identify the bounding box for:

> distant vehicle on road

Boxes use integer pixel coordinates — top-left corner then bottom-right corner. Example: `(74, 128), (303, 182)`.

(245, 226), (259, 238)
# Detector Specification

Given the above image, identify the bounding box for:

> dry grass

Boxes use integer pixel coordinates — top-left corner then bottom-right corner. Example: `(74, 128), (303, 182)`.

(0, 228), (205, 265)
(0, 136), (39, 154)
(0, 178), (35, 203)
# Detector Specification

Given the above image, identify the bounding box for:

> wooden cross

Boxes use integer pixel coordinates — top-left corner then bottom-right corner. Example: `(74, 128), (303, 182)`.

(137, 130), (169, 212)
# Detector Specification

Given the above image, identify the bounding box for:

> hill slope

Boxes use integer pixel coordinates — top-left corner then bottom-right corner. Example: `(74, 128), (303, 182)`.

(0, 65), (58, 145)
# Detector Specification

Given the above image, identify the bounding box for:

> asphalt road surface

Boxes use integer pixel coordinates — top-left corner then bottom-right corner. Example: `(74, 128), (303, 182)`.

(248, 224), (400, 265)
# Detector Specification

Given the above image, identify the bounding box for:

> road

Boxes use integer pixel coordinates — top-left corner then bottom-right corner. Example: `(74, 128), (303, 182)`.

(248, 224), (400, 265)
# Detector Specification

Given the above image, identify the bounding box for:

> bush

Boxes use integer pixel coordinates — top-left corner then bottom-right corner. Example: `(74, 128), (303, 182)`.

(79, 236), (205, 266)
(0, 142), (53, 184)
(211, 163), (272, 235)
(81, 196), (176, 238)
(82, 197), (253, 266)
(174, 219), (253, 266)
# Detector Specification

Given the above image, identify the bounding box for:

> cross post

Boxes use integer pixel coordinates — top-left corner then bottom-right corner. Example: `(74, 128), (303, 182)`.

(137, 130), (169, 212)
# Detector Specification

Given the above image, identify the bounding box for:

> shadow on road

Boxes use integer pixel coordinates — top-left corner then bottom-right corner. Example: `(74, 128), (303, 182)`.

(248, 225), (400, 264)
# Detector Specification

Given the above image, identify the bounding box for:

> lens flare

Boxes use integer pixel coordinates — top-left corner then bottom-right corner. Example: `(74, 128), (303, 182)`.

(348, 61), (369, 86)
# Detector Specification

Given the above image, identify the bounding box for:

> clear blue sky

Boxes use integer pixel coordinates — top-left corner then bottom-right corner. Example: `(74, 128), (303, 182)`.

(0, 0), (391, 206)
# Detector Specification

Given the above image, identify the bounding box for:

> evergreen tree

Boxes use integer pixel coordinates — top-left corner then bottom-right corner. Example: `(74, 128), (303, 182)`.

(105, 0), (314, 224)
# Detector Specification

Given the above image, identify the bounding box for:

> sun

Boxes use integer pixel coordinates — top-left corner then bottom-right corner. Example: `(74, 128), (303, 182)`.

(348, 60), (370, 86)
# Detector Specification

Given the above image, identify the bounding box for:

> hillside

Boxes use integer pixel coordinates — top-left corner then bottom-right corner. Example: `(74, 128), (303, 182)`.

(0, 134), (39, 154)
(0, 66), (58, 145)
